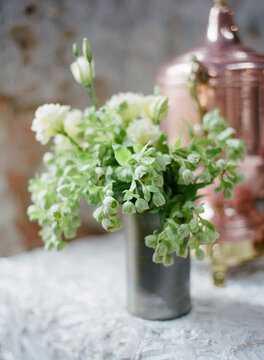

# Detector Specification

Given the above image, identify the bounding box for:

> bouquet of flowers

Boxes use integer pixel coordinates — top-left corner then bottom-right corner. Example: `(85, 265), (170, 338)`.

(28, 39), (245, 266)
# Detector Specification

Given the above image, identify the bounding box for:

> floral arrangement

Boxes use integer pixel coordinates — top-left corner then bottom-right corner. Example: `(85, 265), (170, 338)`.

(28, 39), (245, 266)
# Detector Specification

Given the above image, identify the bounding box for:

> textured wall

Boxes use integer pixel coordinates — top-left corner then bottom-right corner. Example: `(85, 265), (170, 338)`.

(1, 0), (264, 254)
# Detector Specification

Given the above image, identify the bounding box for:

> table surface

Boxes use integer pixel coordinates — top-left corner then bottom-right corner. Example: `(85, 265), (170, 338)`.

(0, 233), (264, 360)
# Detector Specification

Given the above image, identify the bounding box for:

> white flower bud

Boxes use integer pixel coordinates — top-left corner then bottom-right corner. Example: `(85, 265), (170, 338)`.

(182, 169), (195, 185)
(70, 56), (95, 85)
(103, 196), (118, 209)
(141, 95), (169, 123)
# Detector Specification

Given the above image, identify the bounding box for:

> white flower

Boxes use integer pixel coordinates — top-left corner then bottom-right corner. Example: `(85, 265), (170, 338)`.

(141, 95), (169, 123)
(127, 117), (162, 145)
(64, 109), (82, 141)
(70, 56), (95, 85)
(54, 134), (72, 150)
(32, 103), (70, 145)
(107, 92), (143, 124)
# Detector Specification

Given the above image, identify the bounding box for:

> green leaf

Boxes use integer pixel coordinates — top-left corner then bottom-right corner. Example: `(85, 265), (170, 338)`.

(174, 133), (182, 150)
(133, 144), (143, 153)
(217, 127), (235, 141)
(200, 218), (215, 231)
(113, 145), (132, 166)
(142, 186), (151, 202)
(205, 146), (222, 159)
(58, 184), (72, 198)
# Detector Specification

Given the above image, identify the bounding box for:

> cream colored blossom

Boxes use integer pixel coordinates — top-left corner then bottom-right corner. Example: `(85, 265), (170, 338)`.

(141, 95), (169, 123)
(107, 92), (143, 124)
(32, 103), (70, 145)
(127, 117), (162, 145)
(70, 56), (95, 85)
(54, 134), (72, 150)
(64, 109), (82, 141)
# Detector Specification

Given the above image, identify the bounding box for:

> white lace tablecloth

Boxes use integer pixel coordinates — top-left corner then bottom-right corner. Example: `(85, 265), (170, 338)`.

(0, 233), (264, 360)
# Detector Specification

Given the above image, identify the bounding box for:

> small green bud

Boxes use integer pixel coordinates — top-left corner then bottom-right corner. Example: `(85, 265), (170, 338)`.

(43, 152), (55, 166)
(182, 169), (195, 185)
(199, 170), (211, 183)
(189, 218), (199, 232)
(55, 241), (67, 251)
(156, 242), (168, 256)
(82, 37), (92, 62)
(102, 218), (115, 231)
(103, 196), (118, 209)
(152, 252), (163, 263)
(153, 192), (165, 207)
(49, 204), (61, 219)
(145, 234), (157, 249)
(164, 253), (174, 267)
(122, 201), (136, 214)
(178, 244), (188, 258)
(72, 42), (79, 57)
(103, 205), (118, 217)
(135, 198), (149, 213)
(195, 248), (205, 261)
(93, 206), (103, 221)
(216, 159), (227, 171)
(224, 187), (233, 199)
(178, 224), (190, 237)
(95, 167), (105, 179)
(234, 172), (245, 184)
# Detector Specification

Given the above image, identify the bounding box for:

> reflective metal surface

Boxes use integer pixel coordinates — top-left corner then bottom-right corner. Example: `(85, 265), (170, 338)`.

(156, 1), (264, 285)
(124, 213), (190, 320)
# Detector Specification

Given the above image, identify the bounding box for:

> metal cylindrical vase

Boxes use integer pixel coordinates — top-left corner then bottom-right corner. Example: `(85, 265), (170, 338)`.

(124, 213), (190, 320)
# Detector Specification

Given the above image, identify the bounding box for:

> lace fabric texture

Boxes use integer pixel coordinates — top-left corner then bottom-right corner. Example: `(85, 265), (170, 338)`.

(0, 233), (263, 360)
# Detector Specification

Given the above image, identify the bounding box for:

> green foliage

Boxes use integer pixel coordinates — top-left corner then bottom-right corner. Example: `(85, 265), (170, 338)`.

(28, 102), (245, 265)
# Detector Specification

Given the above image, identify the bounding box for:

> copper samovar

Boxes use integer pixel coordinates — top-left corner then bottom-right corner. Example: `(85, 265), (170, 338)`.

(156, 0), (264, 286)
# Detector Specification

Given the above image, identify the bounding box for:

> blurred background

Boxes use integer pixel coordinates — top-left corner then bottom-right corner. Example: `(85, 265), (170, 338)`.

(1, 0), (264, 255)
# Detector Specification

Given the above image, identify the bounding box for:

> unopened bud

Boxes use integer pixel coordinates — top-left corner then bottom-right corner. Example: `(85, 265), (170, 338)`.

(72, 43), (79, 57)
(122, 201), (135, 214)
(82, 37), (92, 62)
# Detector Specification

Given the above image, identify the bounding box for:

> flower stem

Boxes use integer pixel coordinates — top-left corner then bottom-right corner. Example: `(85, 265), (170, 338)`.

(84, 85), (97, 108)
(89, 61), (97, 108)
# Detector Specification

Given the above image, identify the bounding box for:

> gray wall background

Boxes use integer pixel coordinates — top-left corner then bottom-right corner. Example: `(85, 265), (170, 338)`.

(1, 0), (264, 108)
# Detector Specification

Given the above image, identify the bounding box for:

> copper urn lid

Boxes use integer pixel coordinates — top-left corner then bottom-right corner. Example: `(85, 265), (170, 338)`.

(157, 0), (264, 155)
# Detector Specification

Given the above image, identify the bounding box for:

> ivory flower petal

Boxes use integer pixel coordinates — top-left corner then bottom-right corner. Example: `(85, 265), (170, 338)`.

(107, 92), (143, 124)
(32, 103), (70, 145)
(64, 109), (82, 140)
(127, 117), (162, 145)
